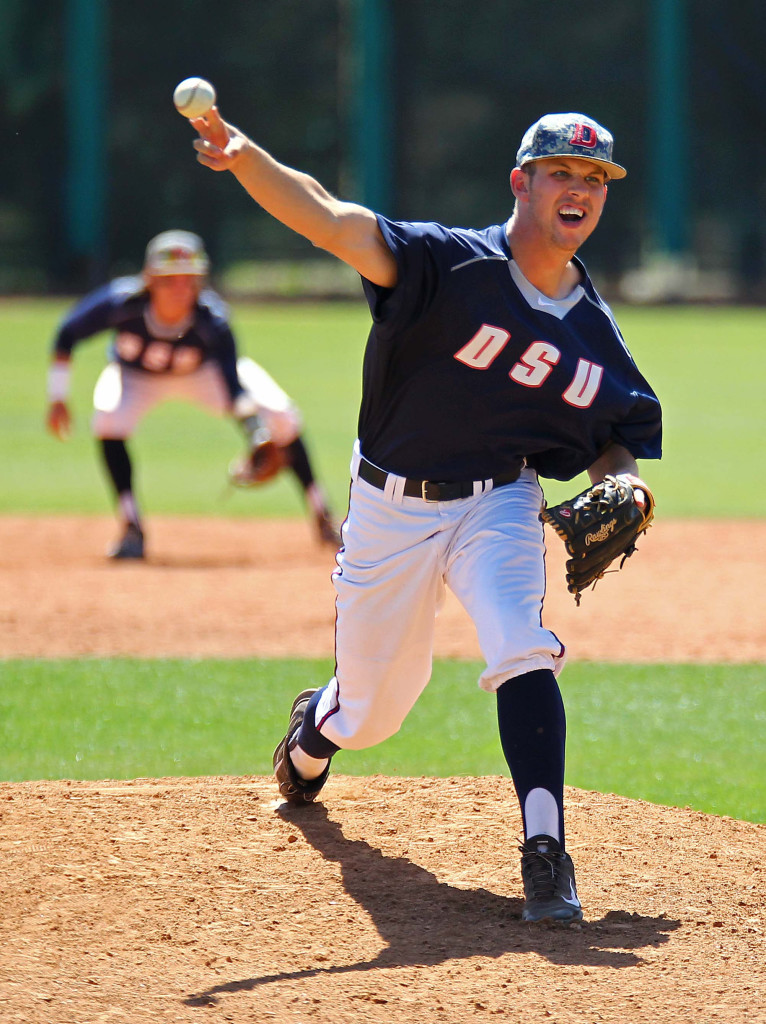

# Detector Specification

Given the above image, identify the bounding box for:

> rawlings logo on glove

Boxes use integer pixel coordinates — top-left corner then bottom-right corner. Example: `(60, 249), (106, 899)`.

(584, 519), (617, 544)
(541, 473), (655, 605)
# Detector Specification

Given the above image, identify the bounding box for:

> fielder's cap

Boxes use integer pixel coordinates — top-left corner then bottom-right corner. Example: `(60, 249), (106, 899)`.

(143, 230), (210, 276)
(516, 113), (627, 180)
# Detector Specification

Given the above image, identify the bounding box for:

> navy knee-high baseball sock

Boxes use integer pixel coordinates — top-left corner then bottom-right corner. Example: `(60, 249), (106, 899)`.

(284, 436), (333, 520)
(284, 437), (316, 489)
(496, 668), (567, 847)
(100, 439), (141, 527)
(290, 688), (340, 779)
(100, 439), (132, 494)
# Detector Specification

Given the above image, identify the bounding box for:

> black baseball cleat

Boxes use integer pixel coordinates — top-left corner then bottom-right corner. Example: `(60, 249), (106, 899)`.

(519, 835), (583, 923)
(108, 523), (145, 560)
(273, 688), (331, 804)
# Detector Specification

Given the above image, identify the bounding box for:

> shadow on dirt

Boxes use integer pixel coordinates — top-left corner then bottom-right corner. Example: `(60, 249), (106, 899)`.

(184, 803), (680, 1007)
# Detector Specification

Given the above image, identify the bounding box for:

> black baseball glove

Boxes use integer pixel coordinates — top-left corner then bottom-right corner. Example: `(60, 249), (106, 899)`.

(541, 473), (655, 605)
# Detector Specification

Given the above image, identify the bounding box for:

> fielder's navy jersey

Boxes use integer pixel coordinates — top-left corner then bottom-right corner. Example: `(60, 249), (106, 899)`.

(360, 217), (662, 482)
(53, 276), (244, 401)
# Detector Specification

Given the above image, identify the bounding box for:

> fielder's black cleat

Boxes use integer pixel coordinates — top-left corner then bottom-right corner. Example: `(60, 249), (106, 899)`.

(273, 688), (331, 804)
(519, 834), (583, 923)
(108, 523), (145, 560)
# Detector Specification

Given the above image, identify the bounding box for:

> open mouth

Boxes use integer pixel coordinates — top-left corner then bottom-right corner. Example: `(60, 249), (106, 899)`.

(559, 206), (585, 223)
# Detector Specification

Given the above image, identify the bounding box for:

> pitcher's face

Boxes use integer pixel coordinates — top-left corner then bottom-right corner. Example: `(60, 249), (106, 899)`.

(514, 158), (608, 253)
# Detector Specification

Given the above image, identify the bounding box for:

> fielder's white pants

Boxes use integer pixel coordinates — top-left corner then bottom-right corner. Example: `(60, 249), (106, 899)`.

(92, 356), (302, 445)
(315, 451), (566, 750)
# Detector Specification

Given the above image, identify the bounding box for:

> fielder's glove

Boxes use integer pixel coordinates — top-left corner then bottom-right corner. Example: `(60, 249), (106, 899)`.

(541, 473), (655, 605)
(228, 415), (286, 487)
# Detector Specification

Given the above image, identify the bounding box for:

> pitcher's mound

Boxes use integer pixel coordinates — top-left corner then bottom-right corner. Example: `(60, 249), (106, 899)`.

(2, 775), (764, 1023)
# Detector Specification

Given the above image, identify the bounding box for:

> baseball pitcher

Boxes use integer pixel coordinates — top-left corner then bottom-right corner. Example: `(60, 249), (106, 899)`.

(188, 108), (662, 924)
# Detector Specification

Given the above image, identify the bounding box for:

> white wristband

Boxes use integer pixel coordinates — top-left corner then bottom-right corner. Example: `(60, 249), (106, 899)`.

(47, 362), (71, 402)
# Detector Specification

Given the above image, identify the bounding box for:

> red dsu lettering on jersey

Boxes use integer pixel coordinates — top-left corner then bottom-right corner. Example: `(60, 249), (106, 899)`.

(569, 123), (598, 149)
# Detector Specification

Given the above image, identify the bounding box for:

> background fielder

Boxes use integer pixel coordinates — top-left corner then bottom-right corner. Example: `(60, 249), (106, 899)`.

(189, 107), (662, 924)
(46, 230), (341, 558)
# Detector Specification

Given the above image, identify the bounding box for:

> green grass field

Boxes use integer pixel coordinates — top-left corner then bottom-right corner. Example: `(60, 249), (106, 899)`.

(1, 658), (764, 823)
(1, 299), (764, 821)
(3, 298), (766, 516)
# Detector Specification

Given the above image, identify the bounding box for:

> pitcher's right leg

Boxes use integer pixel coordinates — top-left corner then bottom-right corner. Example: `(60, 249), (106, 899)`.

(273, 478), (449, 801)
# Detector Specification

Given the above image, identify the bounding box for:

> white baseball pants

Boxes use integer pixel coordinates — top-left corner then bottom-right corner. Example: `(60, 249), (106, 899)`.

(92, 356), (302, 444)
(315, 449), (566, 750)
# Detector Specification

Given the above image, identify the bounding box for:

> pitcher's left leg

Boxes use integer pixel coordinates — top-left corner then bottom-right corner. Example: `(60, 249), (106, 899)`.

(447, 473), (580, 922)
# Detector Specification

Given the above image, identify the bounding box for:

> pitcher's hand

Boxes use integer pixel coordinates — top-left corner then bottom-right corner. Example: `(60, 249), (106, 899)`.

(191, 107), (249, 172)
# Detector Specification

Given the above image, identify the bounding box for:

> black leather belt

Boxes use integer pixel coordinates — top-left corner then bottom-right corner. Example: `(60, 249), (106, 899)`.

(356, 456), (521, 502)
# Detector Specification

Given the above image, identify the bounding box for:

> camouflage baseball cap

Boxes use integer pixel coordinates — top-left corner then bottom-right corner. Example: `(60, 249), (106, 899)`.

(143, 230), (210, 276)
(516, 113), (627, 180)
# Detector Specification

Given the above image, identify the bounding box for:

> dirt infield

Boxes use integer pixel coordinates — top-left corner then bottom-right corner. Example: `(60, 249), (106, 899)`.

(1, 776), (764, 1024)
(1, 515), (765, 1022)
(2, 515), (765, 661)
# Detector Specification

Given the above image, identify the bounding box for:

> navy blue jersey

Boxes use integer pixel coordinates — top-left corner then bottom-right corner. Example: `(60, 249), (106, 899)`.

(52, 276), (244, 401)
(359, 217), (662, 482)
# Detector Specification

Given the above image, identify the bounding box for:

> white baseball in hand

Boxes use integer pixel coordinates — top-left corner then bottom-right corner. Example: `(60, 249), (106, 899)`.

(173, 78), (216, 119)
